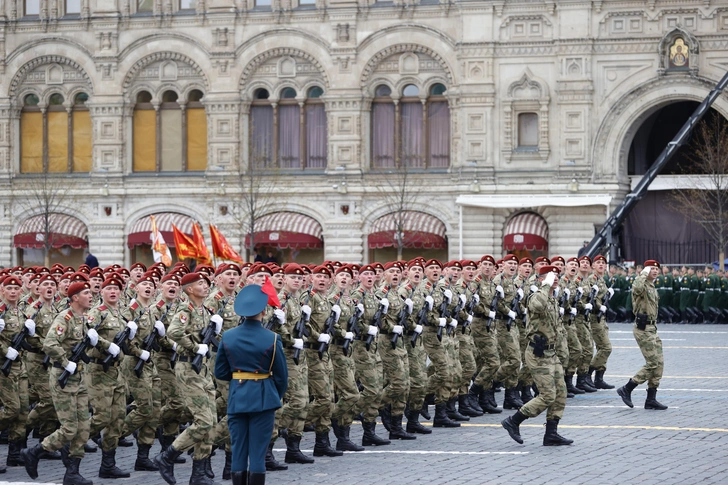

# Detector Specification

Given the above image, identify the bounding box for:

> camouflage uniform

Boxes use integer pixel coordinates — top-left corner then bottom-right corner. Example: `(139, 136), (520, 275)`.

(574, 277), (594, 376)
(304, 290), (336, 433)
(416, 279), (453, 405)
(376, 284), (410, 417)
(514, 275), (534, 391)
(0, 304), (30, 443)
(24, 300), (58, 437)
(350, 288), (384, 425)
(492, 273), (521, 390)
(453, 280), (478, 398)
(588, 274), (613, 372)
(399, 282), (427, 412)
(564, 276), (584, 376)
(330, 294), (361, 429)
(471, 277), (501, 390)
(631, 275), (663, 388)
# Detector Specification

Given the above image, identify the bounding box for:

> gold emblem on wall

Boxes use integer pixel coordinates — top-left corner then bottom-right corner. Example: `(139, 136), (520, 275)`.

(669, 38), (688, 68)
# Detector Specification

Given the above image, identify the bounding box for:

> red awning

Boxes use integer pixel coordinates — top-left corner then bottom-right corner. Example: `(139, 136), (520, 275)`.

(368, 211), (447, 249)
(14, 213), (88, 249)
(503, 212), (548, 251)
(127, 213), (196, 248)
(245, 212), (323, 249)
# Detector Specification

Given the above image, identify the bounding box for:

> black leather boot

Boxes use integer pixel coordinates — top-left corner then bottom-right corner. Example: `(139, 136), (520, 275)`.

(265, 441), (287, 470)
(565, 374), (585, 394)
(379, 405), (392, 432)
(330, 418), (343, 440)
(83, 439), (98, 453)
(189, 458), (217, 485)
(467, 389), (484, 414)
(543, 418), (573, 446)
(21, 442), (44, 479)
(117, 437), (133, 447)
(223, 450), (232, 479)
(645, 387), (668, 410)
(617, 379), (638, 408)
(478, 387), (502, 414)
(586, 367), (597, 389)
(63, 457), (93, 485)
(576, 374), (597, 393)
(100, 448), (131, 478)
(446, 398), (469, 421)
(361, 421), (390, 446)
(153, 445), (182, 485)
(336, 426), (364, 451)
(388, 415), (416, 440)
(432, 403), (460, 428)
(501, 410), (528, 444)
(248, 472), (265, 485)
(594, 370), (615, 389)
(204, 456), (214, 479)
(7, 440), (24, 466)
(283, 434), (314, 464)
(313, 431), (343, 457)
(458, 394), (483, 417)
(405, 409), (432, 434)
(135, 443), (160, 471)
(159, 434), (187, 464)
(519, 383), (534, 404)
(503, 388), (524, 409)
(231, 471), (247, 485)
(419, 401), (431, 421)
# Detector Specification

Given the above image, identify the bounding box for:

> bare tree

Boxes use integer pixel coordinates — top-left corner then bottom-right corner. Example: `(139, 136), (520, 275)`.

(669, 114), (728, 270)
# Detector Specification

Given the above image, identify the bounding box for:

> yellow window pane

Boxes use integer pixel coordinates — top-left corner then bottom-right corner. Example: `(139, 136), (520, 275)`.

(73, 111), (92, 172)
(187, 108), (207, 171)
(161, 109), (182, 171)
(47, 111), (68, 173)
(21, 112), (43, 173)
(133, 109), (156, 171)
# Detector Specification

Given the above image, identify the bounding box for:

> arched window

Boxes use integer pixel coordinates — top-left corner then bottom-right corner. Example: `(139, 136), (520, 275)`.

(371, 82), (450, 169)
(249, 86), (327, 170)
(133, 89), (207, 172)
(20, 92), (92, 173)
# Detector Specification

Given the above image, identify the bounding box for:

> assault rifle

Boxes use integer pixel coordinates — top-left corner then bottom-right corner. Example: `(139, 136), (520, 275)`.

(102, 306), (147, 372)
(343, 300), (363, 356)
(485, 292), (499, 332)
(318, 291), (344, 359)
(505, 291), (524, 332)
(412, 284), (436, 348)
(583, 285), (598, 321)
(133, 302), (170, 378)
(448, 290), (467, 337)
(366, 287), (391, 351)
(1, 304), (43, 376)
(392, 288), (415, 349)
(437, 278), (455, 342)
(58, 315), (106, 389)
(568, 286), (583, 324)
(191, 305), (225, 374)
(265, 294), (289, 331)
(292, 289), (312, 365)
(597, 286), (613, 320)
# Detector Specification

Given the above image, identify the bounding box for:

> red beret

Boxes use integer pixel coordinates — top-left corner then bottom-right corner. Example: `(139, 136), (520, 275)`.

(28, 273), (41, 283)
(519, 257), (534, 266)
(37, 266), (50, 274)
(335, 265), (354, 277)
(578, 255), (592, 264)
(268, 264), (284, 275)
(349, 264), (361, 272)
(117, 268), (130, 277)
(180, 272), (211, 287)
(550, 256), (565, 264)
(644, 260), (660, 268)
(407, 259), (424, 270)
(216, 263), (241, 276)
(538, 265), (561, 276)
(2, 276), (23, 287)
(38, 274), (57, 285)
(502, 254), (518, 263)
(593, 255), (607, 264)
(360, 264), (376, 274)
(446, 260), (463, 269)
(22, 267), (36, 275)
(78, 265), (91, 274)
(67, 281), (91, 298)
(196, 264), (215, 276)
(372, 262), (384, 271)
(567, 257), (579, 264)
(249, 263), (273, 276)
(535, 256), (551, 265)
(312, 265), (332, 277)
(161, 273), (181, 284)
(88, 268), (105, 279)
(460, 260), (478, 269)
(383, 261), (399, 271)
(240, 262), (252, 269)
(69, 272), (90, 283)
(51, 267), (65, 276)
(480, 255), (496, 264)
(284, 264), (305, 276)
(102, 277), (123, 289)
(138, 271), (157, 285)
(424, 259), (443, 269)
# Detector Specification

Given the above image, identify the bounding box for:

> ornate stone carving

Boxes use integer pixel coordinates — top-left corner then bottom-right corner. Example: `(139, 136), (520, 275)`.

(240, 48), (329, 89)
(9, 56), (92, 96)
(360, 44), (454, 85)
(123, 52), (209, 90)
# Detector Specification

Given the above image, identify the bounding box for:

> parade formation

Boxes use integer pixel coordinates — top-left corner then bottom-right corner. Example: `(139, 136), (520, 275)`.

(0, 251), (675, 485)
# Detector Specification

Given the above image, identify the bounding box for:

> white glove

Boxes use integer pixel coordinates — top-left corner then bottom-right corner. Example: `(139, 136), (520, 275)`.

(570, 308), (577, 316)
(196, 343), (209, 355)
(404, 298), (413, 314)
(438, 318), (447, 327)
(488, 310), (496, 320)
(516, 288), (524, 299)
(544, 272), (556, 287)
(495, 285), (504, 298)
(592, 284), (599, 292)
(108, 343), (121, 357)
(126, 321), (138, 340)
(140, 350), (150, 361)
(379, 298), (389, 312)
(530, 285), (538, 294)
(564, 288), (571, 299)
(210, 314), (223, 335)
(641, 267), (650, 276)
(577, 287), (584, 297)
(553, 288), (560, 298)
(154, 321), (166, 336)
(425, 296), (434, 310)
(172, 342), (178, 351)
(448, 319), (458, 328)
(344, 332), (354, 340)
(584, 303), (593, 311)
(24, 319), (36, 337)
(443, 289), (453, 303)
(64, 361), (77, 374)
(414, 324), (423, 334)
(317, 334), (331, 344)
(87, 328), (99, 347)
(331, 305), (341, 322)
(0, 319), (4, 333)
(392, 325), (403, 335)
(559, 307), (565, 316)
(274, 309), (285, 325)
(607, 288), (614, 298)
(356, 303), (364, 314)
(466, 315), (473, 323)
(5, 347), (18, 361)
(367, 325), (378, 336)
(301, 305), (312, 318)
(507, 310), (517, 320)
(600, 305), (607, 313)
(293, 338), (304, 350)
(473, 294), (480, 304)
(458, 294), (467, 305)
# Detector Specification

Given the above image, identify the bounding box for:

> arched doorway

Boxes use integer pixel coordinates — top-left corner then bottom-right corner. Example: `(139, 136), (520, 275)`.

(367, 211), (448, 263)
(245, 212), (324, 265)
(503, 212), (548, 260)
(14, 213), (88, 267)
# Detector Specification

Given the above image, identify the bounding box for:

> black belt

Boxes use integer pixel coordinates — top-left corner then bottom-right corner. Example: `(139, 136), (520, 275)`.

(89, 357), (120, 368)
(529, 341), (555, 351)
(303, 343), (314, 349)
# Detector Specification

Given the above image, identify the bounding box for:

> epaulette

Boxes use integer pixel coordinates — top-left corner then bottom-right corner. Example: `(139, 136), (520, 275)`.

(97, 305), (108, 312)
(0, 303), (6, 312)
(156, 299), (166, 309)
(129, 300), (139, 311)
(64, 313), (72, 321)
(214, 291), (224, 301)
(33, 299), (43, 309)
(27, 296), (35, 305)
(187, 302), (195, 312)
(54, 294), (61, 302)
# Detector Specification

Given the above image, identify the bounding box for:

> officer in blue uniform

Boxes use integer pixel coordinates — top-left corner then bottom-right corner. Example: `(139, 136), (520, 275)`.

(215, 284), (288, 485)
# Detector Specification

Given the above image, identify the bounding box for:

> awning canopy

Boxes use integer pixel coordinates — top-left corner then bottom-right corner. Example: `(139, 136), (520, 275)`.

(14, 213), (88, 249)
(368, 211), (447, 249)
(246, 212), (323, 249)
(127, 213), (196, 248)
(456, 193), (612, 210)
(503, 212), (548, 251)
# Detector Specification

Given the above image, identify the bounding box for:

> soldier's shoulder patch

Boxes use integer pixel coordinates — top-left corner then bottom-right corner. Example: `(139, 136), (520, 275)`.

(156, 299), (166, 309)
(0, 303), (6, 313)
(214, 291), (224, 300)
(87, 315), (95, 323)
(180, 313), (188, 323)
(187, 302), (195, 312)
(56, 325), (64, 336)
(33, 300), (42, 309)
(97, 305), (108, 312)
(64, 313), (72, 321)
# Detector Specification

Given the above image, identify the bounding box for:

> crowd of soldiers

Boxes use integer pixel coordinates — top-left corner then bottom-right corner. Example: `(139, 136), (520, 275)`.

(0, 252), (636, 485)
(605, 264), (728, 324)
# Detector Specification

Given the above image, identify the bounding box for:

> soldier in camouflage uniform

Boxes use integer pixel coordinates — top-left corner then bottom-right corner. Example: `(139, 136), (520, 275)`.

(452, 260), (482, 417)
(501, 265), (573, 447)
(22, 280), (98, 485)
(617, 260), (667, 411)
(155, 272), (221, 485)
(588, 255), (615, 390)
(562, 257), (585, 396)
(514, 257), (536, 405)
(573, 256), (598, 393)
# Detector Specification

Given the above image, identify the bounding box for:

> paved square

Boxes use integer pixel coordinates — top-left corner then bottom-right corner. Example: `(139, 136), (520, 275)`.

(3, 322), (727, 485)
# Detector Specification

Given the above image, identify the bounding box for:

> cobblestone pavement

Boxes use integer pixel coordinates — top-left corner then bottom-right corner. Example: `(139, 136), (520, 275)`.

(2, 322), (727, 485)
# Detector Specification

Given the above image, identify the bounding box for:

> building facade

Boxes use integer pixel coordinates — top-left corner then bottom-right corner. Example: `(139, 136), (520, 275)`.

(1, 0), (727, 267)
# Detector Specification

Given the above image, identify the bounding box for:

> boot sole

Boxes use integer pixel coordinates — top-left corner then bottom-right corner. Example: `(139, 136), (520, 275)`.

(99, 471), (132, 478)
(284, 457), (315, 464)
(407, 428), (433, 434)
(20, 450), (38, 480)
(543, 441), (573, 446)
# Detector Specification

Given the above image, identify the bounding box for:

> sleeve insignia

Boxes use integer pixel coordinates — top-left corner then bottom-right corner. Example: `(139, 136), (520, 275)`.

(64, 313), (72, 321)
(180, 313), (188, 324)
(156, 299), (166, 309)
(56, 325), (65, 336)
(98, 305), (107, 312)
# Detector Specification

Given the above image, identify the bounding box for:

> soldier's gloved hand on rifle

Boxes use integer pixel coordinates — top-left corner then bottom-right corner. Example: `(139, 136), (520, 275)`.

(211, 315), (223, 335)
(559, 307), (565, 316)
(607, 288), (615, 298)
(331, 305), (341, 322)
(0, 318), (4, 333)
(488, 310), (496, 320)
(530, 285), (538, 294)
(544, 272), (557, 287)
(87, 329), (99, 347)
(154, 321), (166, 337)
(139, 350), (151, 361)
(553, 288), (560, 298)
(392, 325), (403, 335)
(600, 305), (607, 313)
(24, 319), (36, 337)
(196, 343), (209, 355)
(317, 334), (330, 344)
(473, 294), (480, 304)
(356, 303), (364, 314)
(274, 309), (286, 325)
(443, 289), (453, 303)
(448, 319), (457, 329)
(404, 298), (413, 313)
(564, 288), (571, 299)
(367, 326), (378, 336)
(425, 296), (434, 311)
(466, 315), (473, 324)
(516, 288), (524, 299)
(293, 338), (304, 350)
(584, 303), (593, 311)
(172, 343), (177, 351)
(64, 361), (77, 375)
(507, 310), (517, 320)
(438, 318), (447, 327)
(344, 332), (354, 340)
(570, 308), (577, 316)
(577, 287), (584, 297)
(592, 284), (599, 292)
(5, 347), (18, 361)
(458, 294), (467, 306)
(496, 285), (504, 298)
(108, 343), (121, 357)
(414, 324), (423, 335)
(126, 321), (138, 340)
(379, 298), (390, 312)
(301, 305), (312, 318)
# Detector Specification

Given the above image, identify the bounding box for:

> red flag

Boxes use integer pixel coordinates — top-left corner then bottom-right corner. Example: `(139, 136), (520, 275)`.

(209, 224), (243, 263)
(172, 224), (198, 261)
(192, 223), (212, 265)
(261, 275), (281, 308)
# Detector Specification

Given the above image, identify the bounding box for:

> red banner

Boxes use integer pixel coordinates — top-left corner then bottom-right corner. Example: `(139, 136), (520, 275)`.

(209, 224), (243, 264)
